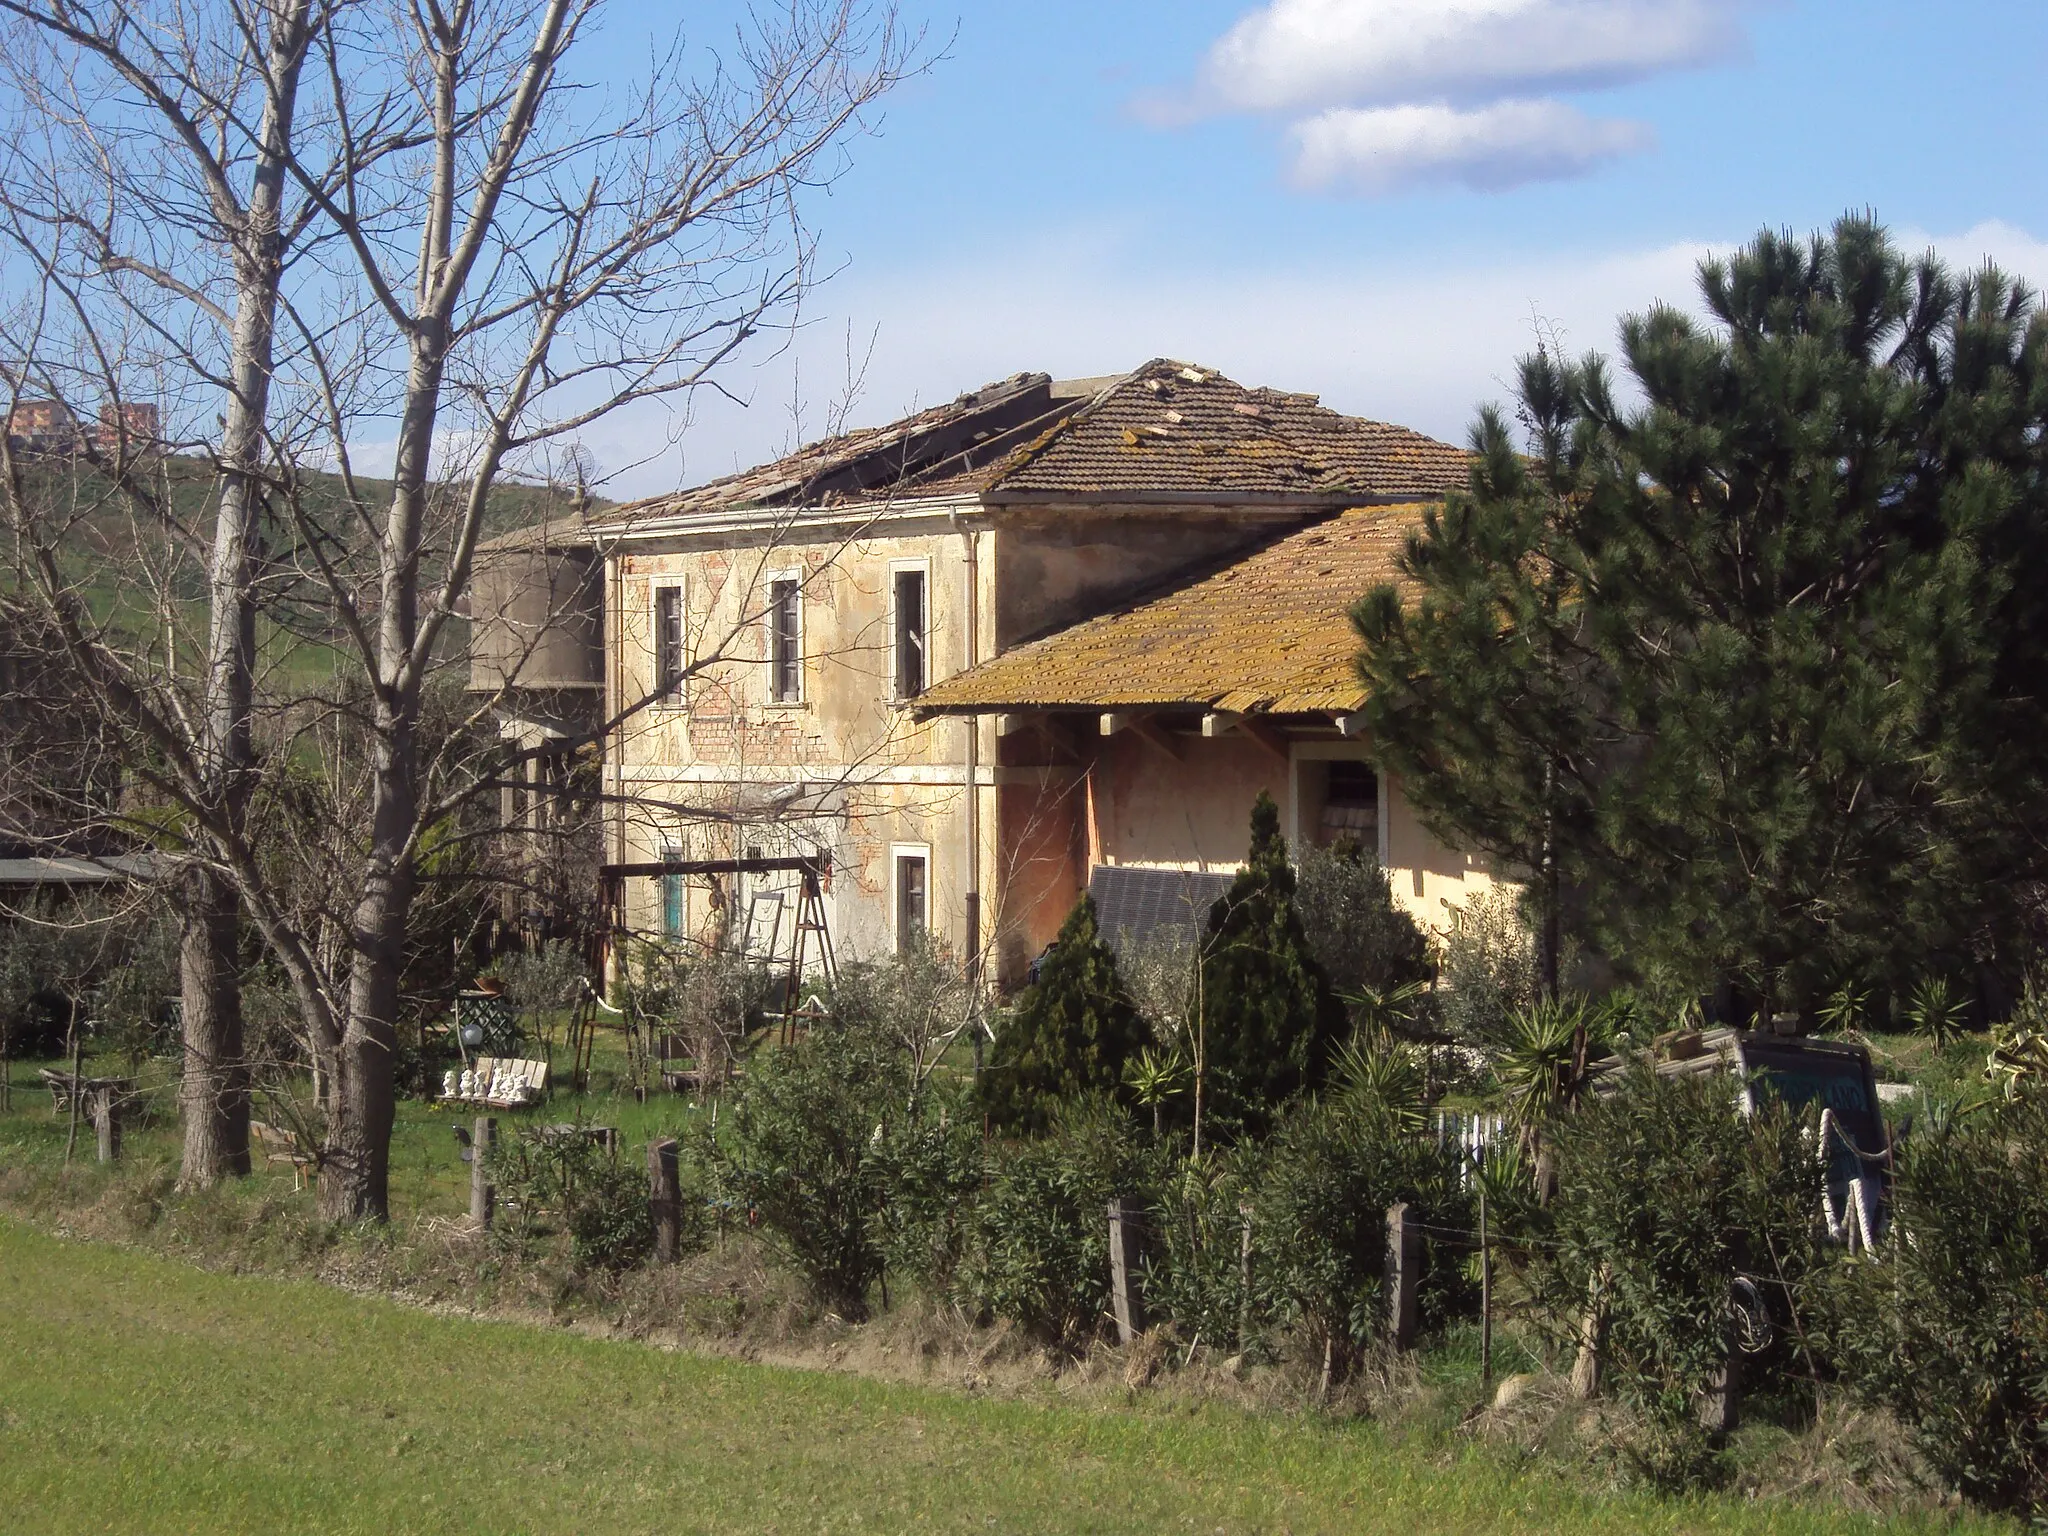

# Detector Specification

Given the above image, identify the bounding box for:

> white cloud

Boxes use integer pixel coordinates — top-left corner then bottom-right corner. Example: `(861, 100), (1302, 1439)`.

(1148, 0), (1759, 194)
(1290, 99), (1654, 193)
(1196, 0), (1749, 115)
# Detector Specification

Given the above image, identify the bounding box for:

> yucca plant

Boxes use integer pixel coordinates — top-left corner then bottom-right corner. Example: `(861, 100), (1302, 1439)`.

(1905, 976), (1970, 1050)
(1122, 1046), (1191, 1137)
(1817, 981), (1870, 1036)
(1345, 977), (1431, 1036)
(1495, 995), (1601, 1134)
(1331, 1029), (1430, 1132)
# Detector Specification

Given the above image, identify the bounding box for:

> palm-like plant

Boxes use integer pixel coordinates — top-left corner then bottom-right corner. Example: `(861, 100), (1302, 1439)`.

(1495, 995), (1602, 1134)
(1330, 1029), (1430, 1132)
(1345, 977), (1431, 1036)
(1906, 976), (1970, 1050)
(1818, 982), (1870, 1037)
(1123, 1046), (1191, 1137)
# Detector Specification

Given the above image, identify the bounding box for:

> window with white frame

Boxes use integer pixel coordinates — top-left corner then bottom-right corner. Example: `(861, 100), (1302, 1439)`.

(892, 846), (928, 955)
(891, 564), (927, 701)
(653, 583), (684, 703)
(767, 574), (801, 703)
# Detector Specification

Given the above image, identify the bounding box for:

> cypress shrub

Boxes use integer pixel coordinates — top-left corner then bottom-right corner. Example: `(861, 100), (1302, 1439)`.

(980, 894), (1147, 1134)
(1199, 792), (1348, 1134)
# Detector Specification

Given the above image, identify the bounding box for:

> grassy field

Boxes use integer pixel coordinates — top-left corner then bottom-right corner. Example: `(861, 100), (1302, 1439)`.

(0, 1217), (2006, 1536)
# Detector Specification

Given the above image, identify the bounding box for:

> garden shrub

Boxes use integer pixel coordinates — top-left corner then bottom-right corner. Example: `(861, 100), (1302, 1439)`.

(1251, 1094), (1469, 1380)
(823, 933), (976, 1116)
(1295, 839), (1432, 1008)
(1141, 1143), (1261, 1354)
(1199, 793), (1347, 1135)
(489, 1124), (662, 1273)
(868, 1076), (985, 1296)
(1539, 1066), (1826, 1461)
(979, 895), (1148, 1135)
(964, 1096), (1138, 1347)
(714, 1022), (898, 1319)
(1820, 1092), (2048, 1517)
(1437, 884), (1539, 1045)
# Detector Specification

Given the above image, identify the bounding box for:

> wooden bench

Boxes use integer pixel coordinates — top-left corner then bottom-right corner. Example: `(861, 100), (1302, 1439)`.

(251, 1120), (317, 1191)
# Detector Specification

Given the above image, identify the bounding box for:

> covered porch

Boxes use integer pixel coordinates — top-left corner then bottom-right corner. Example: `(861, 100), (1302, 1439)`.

(915, 505), (1505, 985)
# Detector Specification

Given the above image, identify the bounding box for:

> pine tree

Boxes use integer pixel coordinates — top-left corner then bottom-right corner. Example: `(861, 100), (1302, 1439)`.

(980, 894), (1147, 1135)
(1355, 216), (2048, 1013)
(1199, 792), (1348, 1136)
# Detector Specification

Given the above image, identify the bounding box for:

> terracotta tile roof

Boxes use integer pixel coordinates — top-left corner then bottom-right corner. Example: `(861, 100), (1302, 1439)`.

(986, 361), (1471, 502)
(580, 360), (1469, 533)
(914, 503), (1434, 717)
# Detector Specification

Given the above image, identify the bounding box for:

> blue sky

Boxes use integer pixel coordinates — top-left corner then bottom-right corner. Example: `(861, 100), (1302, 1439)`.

(581, 0), (2048, 496)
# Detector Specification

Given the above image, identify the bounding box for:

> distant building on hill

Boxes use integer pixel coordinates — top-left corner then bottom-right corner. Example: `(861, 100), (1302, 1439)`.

(6, 397), (162, 456)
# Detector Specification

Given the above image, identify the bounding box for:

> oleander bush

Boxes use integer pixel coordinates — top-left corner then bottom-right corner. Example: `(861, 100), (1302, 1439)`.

(1537, 1066), (1827, 1476)
(964, 1095), (1139, 1347)
(1819, 1092), (2048, 1518)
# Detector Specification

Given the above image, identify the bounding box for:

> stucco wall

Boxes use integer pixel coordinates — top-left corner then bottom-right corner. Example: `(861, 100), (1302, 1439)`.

(607, 518), (998, 965)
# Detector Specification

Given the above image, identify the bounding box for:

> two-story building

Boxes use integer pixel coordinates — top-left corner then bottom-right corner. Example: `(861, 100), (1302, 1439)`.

(472, 359), (1508, 984)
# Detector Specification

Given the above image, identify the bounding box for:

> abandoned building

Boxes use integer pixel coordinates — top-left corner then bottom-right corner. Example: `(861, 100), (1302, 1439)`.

(470, 359), (1508, 985)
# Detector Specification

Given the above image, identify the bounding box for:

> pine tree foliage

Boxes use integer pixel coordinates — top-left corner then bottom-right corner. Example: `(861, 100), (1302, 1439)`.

(980, 895), (1147, 1134)
(1355, 216), (2048, 1010)
(1199, 792), (1348, 1131)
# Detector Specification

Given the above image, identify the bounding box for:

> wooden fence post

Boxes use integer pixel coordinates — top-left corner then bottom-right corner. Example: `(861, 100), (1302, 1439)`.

(1385, 1201), (1421, 1351)
(1108, 1197), (1147, 1345)
(1699, 1288), (1742, 1433)
(1570, 1262), (1609, 1399)
(90, 1087), (119, 1164)
(648, 1138), (681, 1263)
(470, 1116), (496, 1230)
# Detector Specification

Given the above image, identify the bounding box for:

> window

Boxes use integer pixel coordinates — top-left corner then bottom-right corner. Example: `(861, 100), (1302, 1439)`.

(768, 577), (801, 703)
(893, 567), (926, 700)
(661, 844), (685, 937)
(653, 584), (684, 703)
(1318, 760), (1379, 848)
(894, 851), (927, 955)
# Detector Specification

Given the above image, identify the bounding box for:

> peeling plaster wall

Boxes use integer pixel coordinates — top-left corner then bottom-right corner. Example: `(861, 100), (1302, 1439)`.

(608, 518), (997, 964)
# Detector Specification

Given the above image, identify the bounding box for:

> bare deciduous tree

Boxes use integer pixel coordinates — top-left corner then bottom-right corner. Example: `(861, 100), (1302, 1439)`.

(0, 0), (915, 1219)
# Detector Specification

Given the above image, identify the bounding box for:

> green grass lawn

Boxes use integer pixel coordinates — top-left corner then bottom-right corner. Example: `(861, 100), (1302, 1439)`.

(0, 1218), (2006, 1536)
(0, 1025), (728, 1224)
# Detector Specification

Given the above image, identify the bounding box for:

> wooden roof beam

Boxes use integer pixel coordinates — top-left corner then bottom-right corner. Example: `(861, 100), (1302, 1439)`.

(1101, 711), (1183, 762)
(1202, 711), (1290, 765)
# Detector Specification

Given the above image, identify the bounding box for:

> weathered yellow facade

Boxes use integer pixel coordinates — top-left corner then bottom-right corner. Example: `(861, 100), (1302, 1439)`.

(599, 500), (1502, 982)
(479, 361), (1504, 981)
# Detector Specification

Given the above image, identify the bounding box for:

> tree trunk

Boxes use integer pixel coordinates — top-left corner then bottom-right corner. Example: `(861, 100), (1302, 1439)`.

(319, 856), (411, 1221)
(178, 866), (250, 1184)
(318, 711), (418, 1222)
(176, 0), (314, 1191)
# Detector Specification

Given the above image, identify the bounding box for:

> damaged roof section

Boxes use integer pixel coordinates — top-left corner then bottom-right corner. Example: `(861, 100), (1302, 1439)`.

(913, 502), (1434, 719)
(583, 359), (1470, 532)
